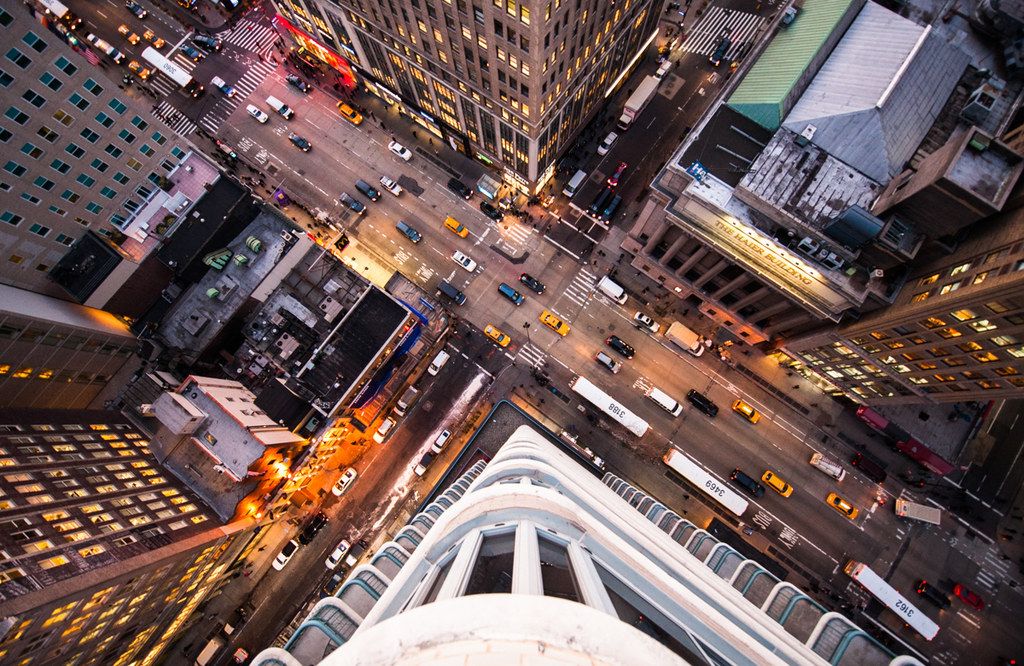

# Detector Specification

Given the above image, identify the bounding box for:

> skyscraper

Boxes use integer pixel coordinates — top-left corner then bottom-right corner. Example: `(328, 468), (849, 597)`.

(0, 409), (258, 665)
(1, 3), (193, 297)
(251, 418), (914, 665)
(272, 0), (661, 189)
(784, 206), (1024, 404)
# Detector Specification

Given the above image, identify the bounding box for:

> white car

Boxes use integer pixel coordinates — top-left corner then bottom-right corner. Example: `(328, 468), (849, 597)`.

(388, 140), (412, 161)
(597, 131), (618, 156)
(452, 250), (477, 272)
(331, 467), (357, 496)
(325, 539), (351, 569)
(246, 104), (269, 124)
(372, 417), (397, 444)
(430, 429), (452, 454)
(272, 539), (299, 571)
(380, 175), (402, 196)
(633, 312), (661, 334)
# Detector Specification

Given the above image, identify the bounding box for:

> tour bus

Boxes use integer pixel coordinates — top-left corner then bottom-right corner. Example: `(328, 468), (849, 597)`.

(142, 47), (204, 97)
(663, 448), (748, 516)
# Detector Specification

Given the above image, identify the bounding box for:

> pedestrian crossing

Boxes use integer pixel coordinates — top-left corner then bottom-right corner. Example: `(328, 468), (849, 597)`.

(973, 544), (1011, 592)
(679, 7), (764, 61)
(502, 220), (534, 247)
(154, 100), (198, 137)
(516, 342), (547, 369)
(146, 51), (198, 97)
(562, 268), (598, 307)
(198, 60), (277, 134)
(224, 18), (280, 58)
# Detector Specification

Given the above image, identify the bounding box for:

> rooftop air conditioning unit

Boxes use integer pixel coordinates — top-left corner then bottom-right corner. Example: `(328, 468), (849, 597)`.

(795, 124), (816, 147)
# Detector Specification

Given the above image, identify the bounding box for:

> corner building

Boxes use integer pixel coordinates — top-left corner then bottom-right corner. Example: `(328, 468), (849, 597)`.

(252, 422), (920, 665)
(0, 410), (257, 665)
(273, 0), (661, 189)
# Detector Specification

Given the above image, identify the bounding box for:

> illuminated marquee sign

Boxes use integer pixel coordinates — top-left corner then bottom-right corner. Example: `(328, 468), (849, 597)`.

(714, 219), (815, 286)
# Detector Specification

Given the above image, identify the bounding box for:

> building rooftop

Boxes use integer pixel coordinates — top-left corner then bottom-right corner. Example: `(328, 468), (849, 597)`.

(946, 128), (1023, 206)
(119, 151), (222, 262)
(727, 0), (859, 131)
(736, 129), (883, 232)
(156, 209), (311, 363)
(48, 232), (125, 304)
(781, 3), (970, 182)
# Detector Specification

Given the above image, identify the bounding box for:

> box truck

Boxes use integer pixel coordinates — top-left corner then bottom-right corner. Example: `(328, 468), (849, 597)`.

(665, 321), (705, 356)
(617, 75), (660, 130)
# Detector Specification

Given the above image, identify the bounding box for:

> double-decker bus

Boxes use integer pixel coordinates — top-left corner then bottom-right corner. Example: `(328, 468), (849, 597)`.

(141, 47), (204, 97)
(845, 560), (939, 640)
(569, 376), (649, 437)
(663, 448), (749, 516)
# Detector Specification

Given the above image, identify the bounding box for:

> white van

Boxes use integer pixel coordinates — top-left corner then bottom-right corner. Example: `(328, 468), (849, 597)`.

(562, 169), (587, 197)
(597, 276), (627, 304)
(809, 452), (846, 481)
(266, 95), (294, 119)
(427, 350), (450, 376)
(646, 387), (682, 416)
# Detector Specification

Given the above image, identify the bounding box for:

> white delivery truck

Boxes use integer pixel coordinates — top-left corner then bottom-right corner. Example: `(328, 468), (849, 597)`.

(809, 452), (846, 481)
(617, 75), (660, 130)
(894, 498), (942, 525)
(664, 321), (705, 356)
(596, 276), (628, 304)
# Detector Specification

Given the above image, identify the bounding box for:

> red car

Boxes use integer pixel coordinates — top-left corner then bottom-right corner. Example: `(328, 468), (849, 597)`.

(953, 583), (984, 611)
(607, 161), (628, 188)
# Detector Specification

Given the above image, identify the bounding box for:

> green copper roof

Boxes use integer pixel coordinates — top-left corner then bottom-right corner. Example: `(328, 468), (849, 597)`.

(727, 0), (860, 131)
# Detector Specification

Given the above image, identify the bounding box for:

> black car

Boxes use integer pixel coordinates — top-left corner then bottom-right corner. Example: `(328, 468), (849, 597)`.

(298, 511), (329, 545)
(686, 389), (719, 417)
(125, 0), (147, 18)
(480, 201), (503, 221)
(182, 46), (205, 62)
(192, 35), (222, 51)
(289, 133), (312, 152)
(729, 469), (765, 497)
(915, 580), (951, 609)
(286, 75), (310, 93)
(605, 335), (635, 359)
(519, 273), (545, 294)
(447, 177), (473, 199)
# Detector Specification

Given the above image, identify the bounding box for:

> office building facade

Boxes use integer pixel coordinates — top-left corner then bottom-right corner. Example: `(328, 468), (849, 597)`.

(785, 208), (1024, 404)
(252, 422), (914, 665)
(0, 409), (257, 666)
(273, 0), (661, 189)
(1, 3), (191, 297)
(0, 284), (138, 410)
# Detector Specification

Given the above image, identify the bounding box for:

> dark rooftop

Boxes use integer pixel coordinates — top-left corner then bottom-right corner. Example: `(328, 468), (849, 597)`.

(296, 287), (411, 412)
(678, 105), (774, 188)
(49, 232), (124, 303)
(156, 177), (257, 282)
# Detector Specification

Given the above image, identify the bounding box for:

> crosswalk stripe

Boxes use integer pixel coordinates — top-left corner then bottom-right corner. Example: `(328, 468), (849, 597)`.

(154, 101), (196, 137)
(171, 52), (197, 71)
(679, 7), (764, 60)
(225, 19), (280, 55)
(516, 344), (547, 368)
(195, 61), (277, 134)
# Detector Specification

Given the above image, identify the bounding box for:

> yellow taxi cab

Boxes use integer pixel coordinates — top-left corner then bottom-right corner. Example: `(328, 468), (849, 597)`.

(539, 309), (570, 336)
(484, 324), (511, 347)
(825, 492), (859, 520)
(444, 215), (469, 238)
(128, 61), (151, 81)
(143, 29), (166, 49)
(337, 102), (364, 125)
(731, 399), (761, 423)
(118, 24), (141, 45)
(761, 470), (793, 497)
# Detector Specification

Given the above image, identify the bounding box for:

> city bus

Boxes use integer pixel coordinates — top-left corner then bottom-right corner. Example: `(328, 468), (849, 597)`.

(569, 376), (649, 437)
(844, 560), (939, 640)
(662, 448), (749, 516)
(141, 47), (204, 97)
